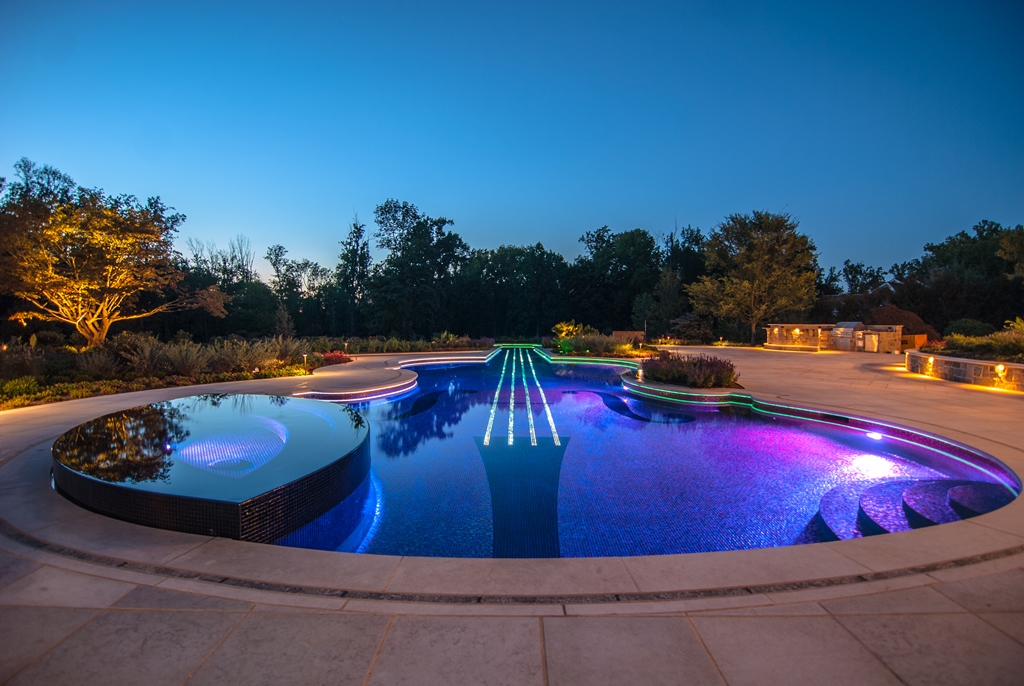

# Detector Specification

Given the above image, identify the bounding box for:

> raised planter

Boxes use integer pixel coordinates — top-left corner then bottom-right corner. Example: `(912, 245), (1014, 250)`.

(906, 350), (1024, 392)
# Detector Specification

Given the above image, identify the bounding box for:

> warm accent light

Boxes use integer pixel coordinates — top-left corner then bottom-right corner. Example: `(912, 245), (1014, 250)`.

(995, 364), (1006, 373)
(793, 328), (801, 336)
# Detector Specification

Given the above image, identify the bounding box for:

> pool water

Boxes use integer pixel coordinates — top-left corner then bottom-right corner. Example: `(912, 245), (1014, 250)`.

(277, 348), (1018, 558)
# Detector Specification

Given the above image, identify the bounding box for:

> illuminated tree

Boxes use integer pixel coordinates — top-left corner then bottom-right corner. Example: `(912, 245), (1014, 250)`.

(687, 211), (817, 344)
(0, 159), (226, 347)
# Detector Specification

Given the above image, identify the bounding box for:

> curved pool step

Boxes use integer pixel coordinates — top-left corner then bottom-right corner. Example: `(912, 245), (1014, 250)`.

(948, 483), (1016, 519)
(818, 480), (890, 540)
(901, 480), (976, 529)
(857, 480), (921, 536)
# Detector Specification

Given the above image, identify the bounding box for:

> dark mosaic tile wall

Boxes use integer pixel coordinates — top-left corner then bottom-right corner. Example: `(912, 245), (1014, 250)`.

(51, 436), (371, 543)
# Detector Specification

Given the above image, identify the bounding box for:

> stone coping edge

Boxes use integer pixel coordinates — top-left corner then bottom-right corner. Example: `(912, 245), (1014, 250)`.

(2, 515), (1022, 604)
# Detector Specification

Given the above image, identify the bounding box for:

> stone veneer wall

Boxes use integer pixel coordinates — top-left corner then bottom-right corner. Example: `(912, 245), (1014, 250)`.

(906, 350), (1024, 392)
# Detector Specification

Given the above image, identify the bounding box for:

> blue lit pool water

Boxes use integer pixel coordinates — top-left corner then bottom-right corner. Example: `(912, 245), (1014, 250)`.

(277, 348), (1018, 558)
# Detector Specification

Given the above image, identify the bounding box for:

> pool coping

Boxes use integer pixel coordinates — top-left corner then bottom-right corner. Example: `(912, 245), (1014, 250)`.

(1, 347), (1023, 604)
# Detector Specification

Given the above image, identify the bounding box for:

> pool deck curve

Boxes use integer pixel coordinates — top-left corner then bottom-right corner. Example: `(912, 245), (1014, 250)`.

(1, 347), (1022, 684)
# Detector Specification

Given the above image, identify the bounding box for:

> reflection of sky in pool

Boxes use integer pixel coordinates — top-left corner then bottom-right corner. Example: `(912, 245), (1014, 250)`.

(279, 349), (1019, 558)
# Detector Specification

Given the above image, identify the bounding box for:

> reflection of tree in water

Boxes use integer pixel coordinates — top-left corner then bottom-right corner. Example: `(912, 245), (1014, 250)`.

(187, 393), (292, 412)
(53, 403), (190, 483)
(375, 390), (485, 458)
(341, 404), (366, 430)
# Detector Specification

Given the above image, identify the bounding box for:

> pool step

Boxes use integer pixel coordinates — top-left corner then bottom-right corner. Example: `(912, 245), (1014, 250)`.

(818, 480), (890, 540)
(948, 483), (1015, 519)
(900, 480), (976, 529)
(818, 479), (1017, 541)
(857, 480), (920, 536)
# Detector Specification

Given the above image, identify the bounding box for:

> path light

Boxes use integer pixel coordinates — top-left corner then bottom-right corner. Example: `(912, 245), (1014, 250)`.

(303, 353), (308, 373)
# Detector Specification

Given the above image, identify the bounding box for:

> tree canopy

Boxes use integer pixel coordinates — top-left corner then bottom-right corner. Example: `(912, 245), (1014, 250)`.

(0, 159), (225, 347)
(2, 158), (1019, 347)
(686, 211), (818, 343)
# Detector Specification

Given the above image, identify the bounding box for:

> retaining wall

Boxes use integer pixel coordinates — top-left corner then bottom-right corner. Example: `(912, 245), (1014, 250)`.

(906, 350), (1024, 392)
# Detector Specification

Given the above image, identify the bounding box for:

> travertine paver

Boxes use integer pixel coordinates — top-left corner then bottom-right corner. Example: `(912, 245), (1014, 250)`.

(979, 612), (1024, 644)
(187, 613), (389, 686)
(7, 609), (244, 686)
(837, 613), (1024, 685)
(0, 549), (38, 588)
(690, 615), (904, 685)
(0, 566), (135, 609)
(542, 616), (721, 686)
(0, 606), (99, 682)
(112, 585), (252, 612)
(366, 616), (544, 686)
(933, 567), (1024, 613)
(819, 585), (966, 615)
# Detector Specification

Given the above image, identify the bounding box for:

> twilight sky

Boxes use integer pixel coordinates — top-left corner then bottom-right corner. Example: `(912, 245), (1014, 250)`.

(2, 0), (1022, 277)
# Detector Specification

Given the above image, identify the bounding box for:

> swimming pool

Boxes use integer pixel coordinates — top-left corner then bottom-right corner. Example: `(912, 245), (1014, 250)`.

(276, 348), (1019, 558)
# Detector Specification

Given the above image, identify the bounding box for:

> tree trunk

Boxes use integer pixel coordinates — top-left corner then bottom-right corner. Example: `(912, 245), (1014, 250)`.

(750, 320), (757, 346)
(79, 319), (111, 348)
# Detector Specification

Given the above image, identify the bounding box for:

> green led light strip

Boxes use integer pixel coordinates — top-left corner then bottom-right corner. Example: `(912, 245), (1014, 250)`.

(483, 349), (510, 446)
(508, 348), (517, 445)
(526, 348), (560, 445)
(519, 348), (537, 446)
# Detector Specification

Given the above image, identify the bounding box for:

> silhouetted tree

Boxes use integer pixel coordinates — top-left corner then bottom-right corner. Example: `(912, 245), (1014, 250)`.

(687, 211), (817, 344)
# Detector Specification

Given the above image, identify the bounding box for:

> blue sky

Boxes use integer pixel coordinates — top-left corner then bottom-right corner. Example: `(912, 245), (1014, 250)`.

(2, 1), (1022, 277)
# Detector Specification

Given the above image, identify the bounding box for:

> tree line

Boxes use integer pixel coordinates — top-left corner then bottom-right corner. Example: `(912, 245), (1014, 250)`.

(1, 158), (1022, 347)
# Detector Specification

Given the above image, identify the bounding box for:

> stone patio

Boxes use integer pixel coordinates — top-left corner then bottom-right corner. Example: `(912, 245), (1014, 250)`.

(1, 347), (1022, 685)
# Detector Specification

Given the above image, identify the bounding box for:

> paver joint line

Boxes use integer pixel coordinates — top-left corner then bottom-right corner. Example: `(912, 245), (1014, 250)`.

(3, 512), (1023, 605)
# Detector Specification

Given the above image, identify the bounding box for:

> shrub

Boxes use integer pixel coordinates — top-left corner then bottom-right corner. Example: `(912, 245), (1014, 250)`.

(927, 320), (1024, 363)
(162, 341), (213, 376)
(33, 330), (67, 348)
(269, 336), (305, 364)
(640, 352), (739, 388)
(2, 376), (40, 398)
(118, 334), (165, 376)
(0, 342), (40, 380)
(322, 351), (352, 365)
(76, 349), (122, 378)
(944, 319), (996, 337)
(241, 340), (282, 371)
